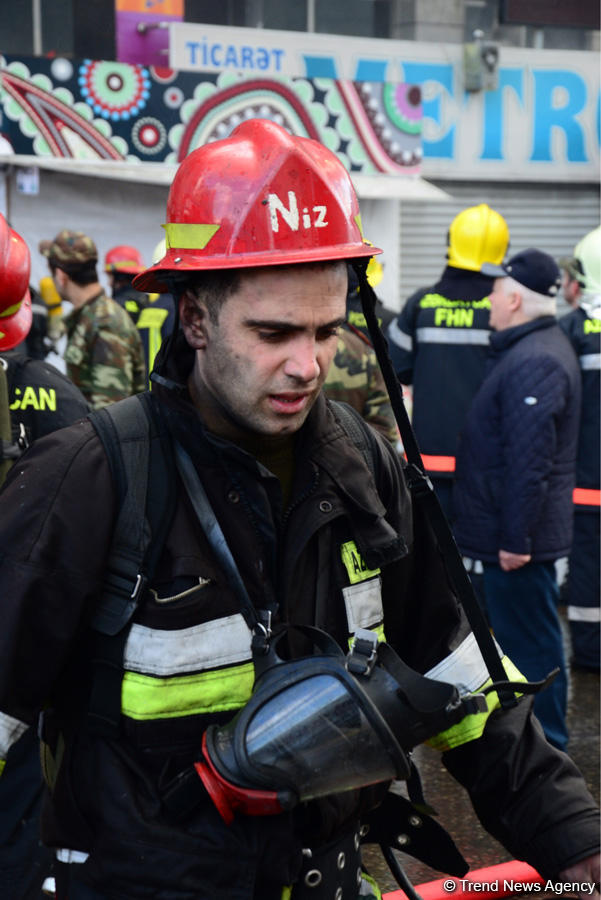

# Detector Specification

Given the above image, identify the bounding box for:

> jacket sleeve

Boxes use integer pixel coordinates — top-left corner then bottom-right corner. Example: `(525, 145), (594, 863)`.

(443, 697), (600, 878)
(375, 438), (599, 879)
(0, 421), (115, 768)
(498, 355), (574, 554)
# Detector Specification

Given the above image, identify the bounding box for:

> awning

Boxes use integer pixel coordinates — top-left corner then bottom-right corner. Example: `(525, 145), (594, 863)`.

(0, 154), (451, 201)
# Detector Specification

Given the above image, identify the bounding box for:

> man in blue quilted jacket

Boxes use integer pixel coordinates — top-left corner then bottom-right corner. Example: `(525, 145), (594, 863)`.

(453, 249), (581, 752)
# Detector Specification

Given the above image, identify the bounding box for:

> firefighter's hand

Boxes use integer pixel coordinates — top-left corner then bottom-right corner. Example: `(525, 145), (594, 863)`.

(558, 852), (600, 900)
(498, 550), (531, 571)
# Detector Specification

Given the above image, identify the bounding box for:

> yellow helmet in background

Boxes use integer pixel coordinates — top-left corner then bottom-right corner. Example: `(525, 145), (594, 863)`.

(447, 203), (509, 272)
(366, 257), (383, 288)
(573, 225), (601, 295)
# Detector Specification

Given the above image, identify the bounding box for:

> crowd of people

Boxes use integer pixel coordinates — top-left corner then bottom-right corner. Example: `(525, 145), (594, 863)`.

(0, 119), (598, 900)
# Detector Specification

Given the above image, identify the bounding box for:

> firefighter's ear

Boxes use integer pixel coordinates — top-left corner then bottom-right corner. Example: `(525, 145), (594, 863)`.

(180, 290), (208, 349)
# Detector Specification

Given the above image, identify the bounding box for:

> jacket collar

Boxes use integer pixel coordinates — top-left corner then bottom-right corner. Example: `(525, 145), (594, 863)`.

(489, 315), (556, 353)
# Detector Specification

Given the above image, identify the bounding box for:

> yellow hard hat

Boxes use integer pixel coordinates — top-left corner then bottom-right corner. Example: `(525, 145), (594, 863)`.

(366, 257), (383, 288)
(447, 204), (509, 272)
(573, 225), (601, 295)
(39, 276), (62, 317)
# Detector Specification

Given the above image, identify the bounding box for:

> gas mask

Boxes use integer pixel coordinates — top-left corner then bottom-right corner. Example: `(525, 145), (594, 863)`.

(194, 627), (489, 824)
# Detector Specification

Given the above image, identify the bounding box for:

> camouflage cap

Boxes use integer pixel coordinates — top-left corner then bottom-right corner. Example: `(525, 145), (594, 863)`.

(558, 255), (584, 285)
(42, 229), (98, 268)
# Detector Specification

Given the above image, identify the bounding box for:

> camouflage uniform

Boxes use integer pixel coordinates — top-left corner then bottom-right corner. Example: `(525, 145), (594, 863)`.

(324, 323), (398, 445)
(63, 293), (146, 409)
(41, 230), (146, 409)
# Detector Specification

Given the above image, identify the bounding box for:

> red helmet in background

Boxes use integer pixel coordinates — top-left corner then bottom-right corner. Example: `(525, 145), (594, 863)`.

(104, 244), (145, 275)
(0, 214), (32, 351)
(134, 119), (380, 293)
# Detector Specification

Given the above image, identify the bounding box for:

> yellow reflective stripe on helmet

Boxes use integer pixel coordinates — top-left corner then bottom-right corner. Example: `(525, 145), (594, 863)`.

(121, 662), (254, 721)
(0, 301), (22, 319)
(427, 655), (527, 752)
(163, 223), (220, 250)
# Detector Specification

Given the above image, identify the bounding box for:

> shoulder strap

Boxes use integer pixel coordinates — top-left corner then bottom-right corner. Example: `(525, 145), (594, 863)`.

(86, 393), (175, 736)
(88, 393), (176, 635)
(330, 399), (379, 482)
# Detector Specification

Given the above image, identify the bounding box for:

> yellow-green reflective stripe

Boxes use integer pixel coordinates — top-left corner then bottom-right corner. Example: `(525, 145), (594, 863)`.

(163, 222), (220, 250)
(0, 759), (5, 776)
(427, 656), (526, 751)
(347, 623), (386, 648)
(341, 541), (381, 585)
(0, 301), (21, 319)
(281, 888), (292, 900)
(121, 662), (254, 721)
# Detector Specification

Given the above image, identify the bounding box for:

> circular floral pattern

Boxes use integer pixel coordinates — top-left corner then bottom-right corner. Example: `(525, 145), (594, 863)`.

(131, 117), (167, 154)
(163, 86), (184, 109)
(78, 61), (151, 121)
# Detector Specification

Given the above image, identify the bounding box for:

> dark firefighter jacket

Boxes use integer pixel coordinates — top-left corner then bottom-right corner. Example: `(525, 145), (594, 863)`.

(453, 317), (581, 562)
(1, 351), (90, 446)
(559, 306), (600, 502)
(0, 345), (597, 897)
(112, 284), (175, 380)
(386, 267), (494, 477)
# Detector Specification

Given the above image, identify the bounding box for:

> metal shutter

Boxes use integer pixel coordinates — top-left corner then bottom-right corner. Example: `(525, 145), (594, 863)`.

(398, 181), (600, 312)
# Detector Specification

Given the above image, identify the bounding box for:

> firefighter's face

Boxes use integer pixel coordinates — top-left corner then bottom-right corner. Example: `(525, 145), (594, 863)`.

(182, 263), (347, 439)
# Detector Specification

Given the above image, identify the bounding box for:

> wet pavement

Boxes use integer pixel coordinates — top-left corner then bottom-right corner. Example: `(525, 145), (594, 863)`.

(363, 614), (600, 896)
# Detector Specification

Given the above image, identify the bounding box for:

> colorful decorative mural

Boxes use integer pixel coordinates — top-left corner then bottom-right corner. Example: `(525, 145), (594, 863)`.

(0, 56), (423, 176)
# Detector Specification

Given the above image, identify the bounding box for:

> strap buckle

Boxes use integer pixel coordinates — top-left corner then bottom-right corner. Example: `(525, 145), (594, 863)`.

(347, 628), (379, 676)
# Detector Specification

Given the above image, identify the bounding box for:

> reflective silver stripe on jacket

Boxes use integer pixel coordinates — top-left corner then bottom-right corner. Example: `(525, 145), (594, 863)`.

(124, 613), (252, 677)
(580, 353), (601, 370)
(567, 605), (601, 623)
(0, 710), (28, 759)
(342, 577), (383, 632)
(416, 327), (491, 346)
(424, 632), (502, 692)
(387, 319), (412, 351)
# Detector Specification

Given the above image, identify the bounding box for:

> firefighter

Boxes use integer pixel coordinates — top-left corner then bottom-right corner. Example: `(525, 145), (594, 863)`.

(0, 122), (598, 900)
(386, 204), (509, 519)
(0, 214), (89, 899)
(104, 244), (175, 379)
(559, 226), (601, 672)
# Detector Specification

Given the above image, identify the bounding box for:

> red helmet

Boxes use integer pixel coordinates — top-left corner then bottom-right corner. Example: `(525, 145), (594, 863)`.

(0, 290), (32, 350)
(0, 214), (32, 350)
(104, 244), (145, 275)
(134, 119), (380, 293)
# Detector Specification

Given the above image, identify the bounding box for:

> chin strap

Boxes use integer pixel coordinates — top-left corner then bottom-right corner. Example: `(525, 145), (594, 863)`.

(352, 259), (522, 709)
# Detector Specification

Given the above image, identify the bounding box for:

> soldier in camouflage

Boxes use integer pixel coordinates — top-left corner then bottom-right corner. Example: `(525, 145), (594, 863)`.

(41, 230), (146, 409)
(323, 322), (398, 444)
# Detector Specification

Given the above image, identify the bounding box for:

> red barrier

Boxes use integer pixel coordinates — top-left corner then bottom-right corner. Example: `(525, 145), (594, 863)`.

(383, 860), (544, 900)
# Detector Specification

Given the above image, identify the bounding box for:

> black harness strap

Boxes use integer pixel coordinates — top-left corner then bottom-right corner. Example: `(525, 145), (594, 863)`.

(86, 393), (176, 737)
(352, 261), (517, 708)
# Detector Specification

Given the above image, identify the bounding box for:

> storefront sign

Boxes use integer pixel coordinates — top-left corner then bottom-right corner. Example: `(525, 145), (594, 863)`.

(170, 24), (600, 182)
